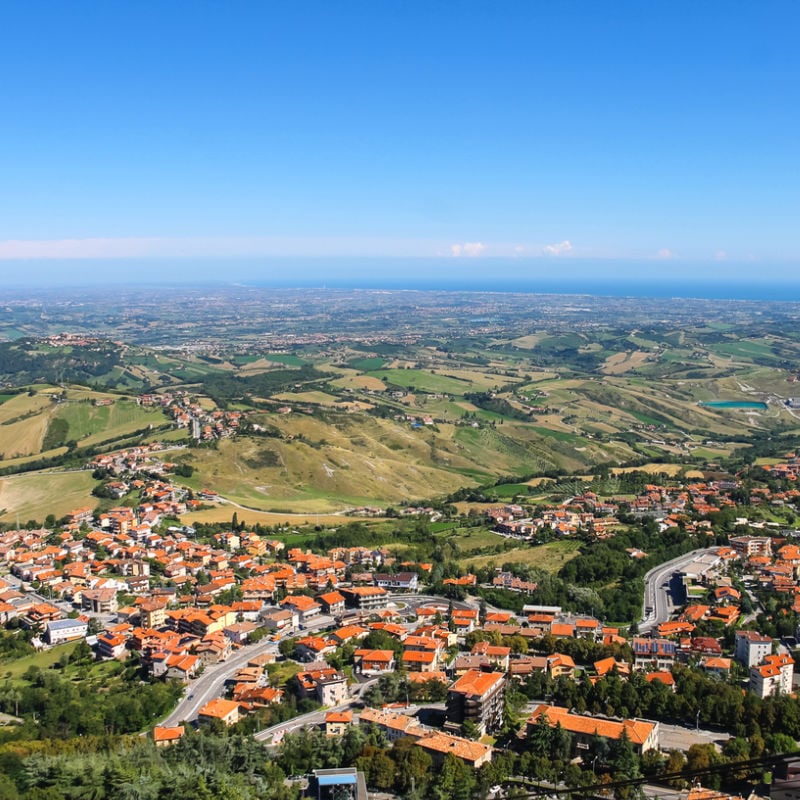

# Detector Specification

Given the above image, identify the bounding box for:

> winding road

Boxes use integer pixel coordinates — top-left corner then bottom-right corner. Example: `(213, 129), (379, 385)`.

(638, 547), (718, 634)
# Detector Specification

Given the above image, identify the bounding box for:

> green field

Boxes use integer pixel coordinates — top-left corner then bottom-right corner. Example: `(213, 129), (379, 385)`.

(367, 369), (475, 395)
(263, 353), (307, 366)
(51, 398), (167, 446)
(0, 640), (81, 680)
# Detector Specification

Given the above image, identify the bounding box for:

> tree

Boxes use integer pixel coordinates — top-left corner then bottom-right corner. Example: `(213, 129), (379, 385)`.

(391, 737), (433, 796)
(431, 753), (476, 800)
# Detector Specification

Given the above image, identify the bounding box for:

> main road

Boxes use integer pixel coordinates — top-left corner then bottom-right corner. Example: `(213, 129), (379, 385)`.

(161, 613), (334, 727)
(160, 593), (439, 727)
(638, 547), (718, 634)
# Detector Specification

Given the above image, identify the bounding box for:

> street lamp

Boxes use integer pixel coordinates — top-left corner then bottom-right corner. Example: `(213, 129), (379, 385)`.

(695, 709), (700, 731)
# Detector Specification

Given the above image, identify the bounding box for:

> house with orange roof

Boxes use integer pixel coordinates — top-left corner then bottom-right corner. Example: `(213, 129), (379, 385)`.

(714, 586), (742, 604)
(295, 636), (337, 661)
(416, 731), (493, 767)
(152, 725), (185, 747)
(550, 622), (576, 639)
(485, 611), (513, 624)
(97, 631), (128, 660)
(709, 605), (740, 626)
(750, 653), (794, 698)
(700, 656), (732, 678)
(632, 638), (677, 671)
(198, 698), (240, 727)
(339, 586), (389, 610)
(296, 668), (348, 706)
(401, 649), (438, 672)
(368, 622), (408, 640)
(331, 625), (369, 645)
(317, 590), (346, 615)
(575, 618), (602, 640)
(234, 686), (284, 709)
(442, 574), (477, 587)
(470, 641), (511, 671)
(324, 710), (353, 736)
(359, 707), (426, 742)
(681, 604), (710, 623)
(645, 672), (675, 689)
(594, 656), (631, 679)
(354, 649), (396, 676)
(406, 670), (448, 687)
(527, 704), (659, 755)
(450, 608), (479, 633)
(165, 654), (200, 682)
(280, 594), (322, 622)
(657, 620), (695, 638)
(446, 669), (506, 735)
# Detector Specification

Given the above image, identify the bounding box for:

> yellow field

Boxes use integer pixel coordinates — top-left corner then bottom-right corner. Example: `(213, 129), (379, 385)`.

(0, 414), (49, 459)
(274, 391), (342, 406)
(0, 471), (97, 523)
(511, 334), (544, 349)
(602, 351), (651, 375)
(183, 504), (350, 527)
(0, 446), (70, 470)
(331, 375), (387, 391)
(611, 463), (705, 478)
(464, 540), (581, 573)
(0, 392), (52, 424)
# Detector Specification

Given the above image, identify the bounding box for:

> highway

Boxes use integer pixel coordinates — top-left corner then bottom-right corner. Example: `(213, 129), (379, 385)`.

(638, 547), (718, 634)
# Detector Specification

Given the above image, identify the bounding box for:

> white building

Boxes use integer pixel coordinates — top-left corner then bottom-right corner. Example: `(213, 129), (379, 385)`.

(734, 630), (773, 668)
(750, 654), (794, 698)
(45, 618), (89, 645)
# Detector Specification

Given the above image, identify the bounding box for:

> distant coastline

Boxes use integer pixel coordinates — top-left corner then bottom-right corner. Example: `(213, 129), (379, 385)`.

(248, 279), (800, 303)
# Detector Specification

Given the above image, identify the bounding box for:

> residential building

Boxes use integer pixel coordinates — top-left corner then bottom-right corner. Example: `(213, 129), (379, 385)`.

(527, 704), (659, 755)
(470, 641), (511, 672)
(317, 590), (346, 615)
(416, 732), (493, 768)
(359, 707), (425, 742)
(353, 649), (396, 676)
(373, 572), (418, 592)
(632, 638), (677, 671)
(324, 710), (353, 737)
(445, 669), (506, 735)
(750, 653), (794, 698)
(339, 586), (389, 611)
(152, 725), (185, 747)
(297, 668), (349, 706)
(735, 630), (773, 668)
(198, 698), (240, 727)
(45, 618), (88, 645)
(280, 594), (321, 622)
(729, 536), (772, 557)
(81, 587), (119, 614)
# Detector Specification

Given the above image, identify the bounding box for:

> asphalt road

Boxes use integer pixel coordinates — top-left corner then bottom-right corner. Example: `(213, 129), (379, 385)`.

(639, 548), (718, 634)
(161, 613), (334, 727)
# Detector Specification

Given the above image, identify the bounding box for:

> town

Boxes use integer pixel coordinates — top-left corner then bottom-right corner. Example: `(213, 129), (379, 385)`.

(1, 447), (800, 799)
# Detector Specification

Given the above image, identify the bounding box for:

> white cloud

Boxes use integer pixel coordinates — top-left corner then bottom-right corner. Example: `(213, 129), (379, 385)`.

(714, 250), (728, 261)
(450, 241), (486, 258)
(542, 240), (573, 256)
(654, 248), (677, 260)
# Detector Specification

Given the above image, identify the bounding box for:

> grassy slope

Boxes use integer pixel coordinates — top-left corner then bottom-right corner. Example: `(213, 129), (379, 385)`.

(0, 470), (97, 523)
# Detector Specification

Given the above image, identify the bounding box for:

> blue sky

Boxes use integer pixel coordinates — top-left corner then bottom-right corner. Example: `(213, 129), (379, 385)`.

(1, 2), (798, 289)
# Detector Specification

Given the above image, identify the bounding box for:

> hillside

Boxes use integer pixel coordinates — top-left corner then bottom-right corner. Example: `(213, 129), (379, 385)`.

(1, 290), (800, 519)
